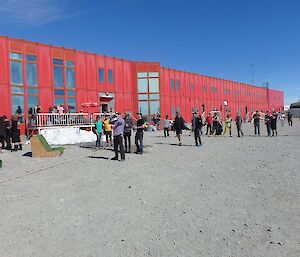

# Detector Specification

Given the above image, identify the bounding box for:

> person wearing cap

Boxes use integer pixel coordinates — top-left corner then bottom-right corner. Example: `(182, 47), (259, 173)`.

(191, 112), (203, 146)
(103, 114), (113, 146)
(173, 112), (185, 146)
(124, 113), (134, 153)
(110, 112), (125, 161)
(135, 113), (145, 154)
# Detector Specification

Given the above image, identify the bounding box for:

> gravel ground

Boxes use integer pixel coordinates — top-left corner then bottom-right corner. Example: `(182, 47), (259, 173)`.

(0, 121), (299, 257)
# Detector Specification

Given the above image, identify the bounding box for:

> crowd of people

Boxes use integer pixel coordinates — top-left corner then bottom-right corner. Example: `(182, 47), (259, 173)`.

(0, 107), (295, 161)
(0, 115), (22, 152)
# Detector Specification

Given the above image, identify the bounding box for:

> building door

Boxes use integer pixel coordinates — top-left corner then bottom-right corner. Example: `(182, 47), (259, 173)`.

(101, 104), (108, 113)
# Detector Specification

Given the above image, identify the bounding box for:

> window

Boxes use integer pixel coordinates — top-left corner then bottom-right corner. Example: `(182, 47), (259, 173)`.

(108, 69), (113, 83)
(11, 87), (24, 94)
(203, 85), (207, 91)
(149, 101), (160, 115)
(176, 80), (180, 90)
(137, 72), (147, 78)
(170, 79), (175, 90)
(54, 89), (64, 96)
(149, 72), (159, 77)
(67, 97), (76, 112)
(28, 96), (38, 109)
(27, 87), (38, 94)
(53, 58), (63, 65)
(54, 66), (64, 88)
(236, 90), (241, 96)
(55, 97), (64, 106)
(98, 68), (105, 82)
(211, 86), (217, 93)
(137, 72), (160, 117)
(138, 79), (148, 93)
(66, 60), (74, 67)
(66, 90), (76, 96)
(138, 94), (148, 100)
(10, 52), (22, 60)
(149, 94), (160, 100)
(190, 84), (194, 91)
(12, 95), (24, 114)
(11, 61), (23, 85)
(26, 63), (38, 86)
(224, 89), (230, 94)
(26, 54), (37, 62)
(66, 68), (75, 88)
(149, 78), (159, 92)
(138, 101), (149, 115)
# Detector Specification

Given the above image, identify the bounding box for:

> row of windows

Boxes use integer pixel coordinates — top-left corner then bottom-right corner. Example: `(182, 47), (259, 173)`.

(137, 72), (159, 78)
(98, 68), (114, 83)
(169, 80), (267, 98)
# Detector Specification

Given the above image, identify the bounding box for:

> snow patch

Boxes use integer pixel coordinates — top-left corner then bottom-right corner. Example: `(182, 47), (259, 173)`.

(40, 127), (97, 145)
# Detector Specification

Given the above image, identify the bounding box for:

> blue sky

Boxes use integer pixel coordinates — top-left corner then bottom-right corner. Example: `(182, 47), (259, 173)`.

(0, 0), (299, 105)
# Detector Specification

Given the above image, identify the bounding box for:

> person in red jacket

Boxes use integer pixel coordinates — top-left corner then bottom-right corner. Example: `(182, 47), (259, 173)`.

(205, 112), (213, 135)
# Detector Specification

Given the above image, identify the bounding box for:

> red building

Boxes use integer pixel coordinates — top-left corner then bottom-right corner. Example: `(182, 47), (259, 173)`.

(0, 36), (284, 120)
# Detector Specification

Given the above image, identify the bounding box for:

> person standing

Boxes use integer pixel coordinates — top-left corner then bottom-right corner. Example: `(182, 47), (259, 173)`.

(15, 105), (23, 123)
(135, 113), (145, 154)
(235, 113), (244, 137)
(279, 112), (285, 127)
(110, 113), (125, 161)
(265, 111), (272, 136)
(173, 112), (185, 146)
(163, 115), (171, 137)
(94, 115), (103, 148)
(223, 114), (232, 137)
(205, 112), (213, 135)
(10, 115), (22, 152)
(4, 116), (11, 150)
(191, 112), (203, 146)
(271, 111), (278, 136)
(123, 113), (133, 153)
(103, 115), (113, 146)
(0, 116), (6, 148)
(253, 111), (261, 136)
(287, 112), (293, 126)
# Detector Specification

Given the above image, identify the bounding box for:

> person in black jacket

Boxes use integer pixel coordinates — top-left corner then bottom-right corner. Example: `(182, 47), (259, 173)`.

(134, 113), (145, 155)
(235, 114), (244, 137)
(264, 111), (272, 136)
(271, 111), (278, 136)
(191, 112), (203, 146)
(10, 115), (22, 152)
(0, 116), (6, 148)
(173, 112), (185, 146)
(3, 116), (12, 150)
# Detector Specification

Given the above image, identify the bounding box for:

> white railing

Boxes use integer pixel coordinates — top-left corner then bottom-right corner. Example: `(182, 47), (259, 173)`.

(27, 112), (108, 132)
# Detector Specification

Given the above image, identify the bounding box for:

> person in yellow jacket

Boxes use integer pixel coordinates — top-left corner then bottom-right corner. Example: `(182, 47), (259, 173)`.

(103, 115), (113, 146)
(223, 114), (232, 137)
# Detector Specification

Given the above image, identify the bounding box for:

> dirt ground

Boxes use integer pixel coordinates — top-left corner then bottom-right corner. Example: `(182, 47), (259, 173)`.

(0, 121), (299, 257)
